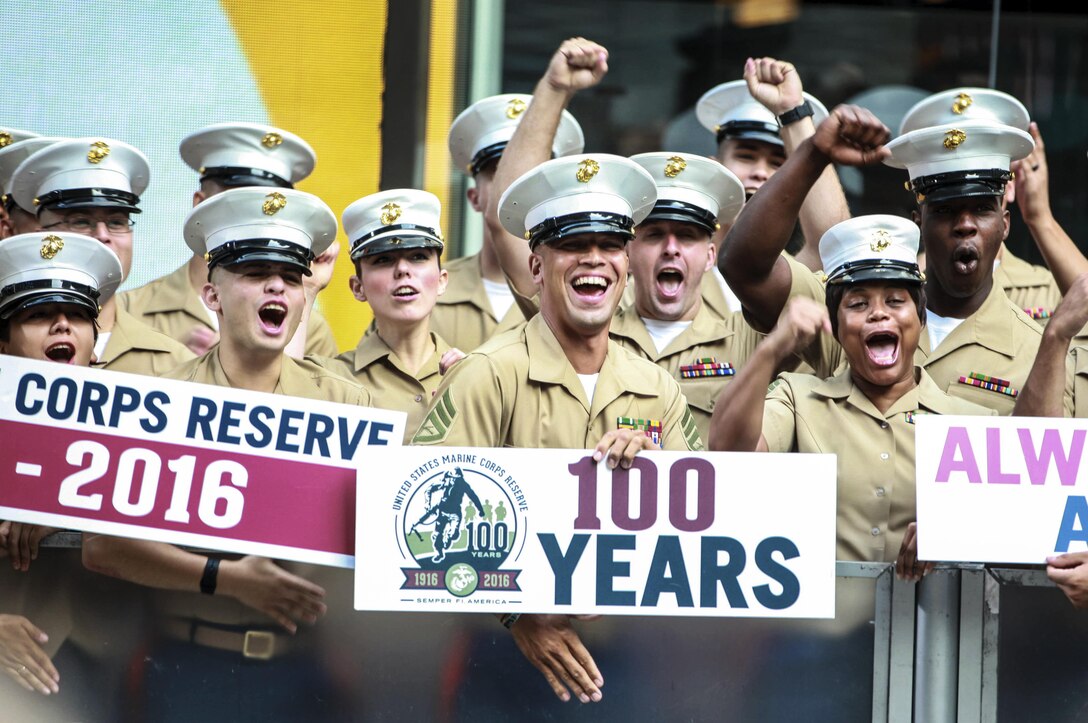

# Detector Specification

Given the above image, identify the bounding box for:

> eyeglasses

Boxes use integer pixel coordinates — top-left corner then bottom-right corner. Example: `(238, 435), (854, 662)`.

(42, 216), (135, 234)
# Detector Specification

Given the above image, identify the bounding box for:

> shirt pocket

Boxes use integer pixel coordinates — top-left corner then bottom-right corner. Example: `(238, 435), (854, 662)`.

(945, 377), (1017, 415)
(679, 376), (730, 415)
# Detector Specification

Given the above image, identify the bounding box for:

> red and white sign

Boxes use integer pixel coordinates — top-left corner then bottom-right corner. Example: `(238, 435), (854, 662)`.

(0, 355), (405, 567)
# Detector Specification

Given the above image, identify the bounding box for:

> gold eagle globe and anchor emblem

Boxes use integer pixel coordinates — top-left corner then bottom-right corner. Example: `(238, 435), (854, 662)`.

(261, 132), (283, 149)
(575, 158), (600, 183)
(87, 141), (111, 164)
(0, 132), (12, 148)
(505, 98), (527, 119)
(40, 234), (65, 260)
(943, 129), (967, 150)
(664, 156), (687, 178)
(262, 191), (287, 215)
(870, 229), (892, 253)
(952, 92), (973, 115)
(380, 202), (402, 225)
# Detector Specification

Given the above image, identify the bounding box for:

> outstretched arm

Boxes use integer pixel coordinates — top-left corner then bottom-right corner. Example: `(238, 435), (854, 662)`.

(1010, 122), (1088, 293)
(720, 106), (890, 331)
(1012, 273), (1088, 417)
(744, 57), (851, 272)
(708, 297), (831, 451)
(485, 38), (609, 297)
(82, 535), (327, 633)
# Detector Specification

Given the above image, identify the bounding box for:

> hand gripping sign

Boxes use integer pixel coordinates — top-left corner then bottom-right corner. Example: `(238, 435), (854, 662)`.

(355, 448), (837, 618)
(0, 356), (405, 567)
(917, 415), (1088, 564)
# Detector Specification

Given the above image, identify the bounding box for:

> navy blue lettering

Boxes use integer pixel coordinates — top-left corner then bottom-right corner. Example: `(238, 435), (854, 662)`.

(641, 536), (693, 607)
(216, 401), (245, 445)
(245, 406), (274, 447)
(76, 381), (109, 425)
(538, 533), (590, 605)
(753, 537), (800, 610)
(596, 534), (636, 607)
(141, 392), (169, 433)
(304, 414), (334, 457)
(109, 386), (141, 428)
(46, 378), (77, 419)
(186, 397), (217, 440)
(338, 419), (369, 459)
(699, 537), (748, 608)
(15, 373), (45, 415)
(276, 409), (305, 453)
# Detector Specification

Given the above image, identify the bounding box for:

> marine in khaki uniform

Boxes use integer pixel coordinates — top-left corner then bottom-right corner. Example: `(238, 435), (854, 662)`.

(711, 215), (994, 569)
(721, 99), (1064, 415)
(10, 137), (194, 375)
(83, 186), (365, 718)
(424, 43), (704, 704)
(607, 152), (754, 441)
(0, 232), (122, 700)
(315, 189), (458, 441)
(437, 94), (585, 351)
(898, 87), (1062, 324)
(118, 122), (338, 358)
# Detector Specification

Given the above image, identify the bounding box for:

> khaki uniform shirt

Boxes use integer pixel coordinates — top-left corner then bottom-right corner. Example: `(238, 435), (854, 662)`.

(1069, 346), (1088, 418)
(995, 245), (1062, 322)
(97, 306), (194, 375)
(795, 278), (1065, 416)
(915, 284), (1072, 415)
(119, 263), (340, 357)
(429, 253), (525, 353)
(609, 302), (764, 442)
(159, 350), (369, 627)
(763, 368), (995, 562)
(313, 332), (450, 442)
(413, 314), (703, 451)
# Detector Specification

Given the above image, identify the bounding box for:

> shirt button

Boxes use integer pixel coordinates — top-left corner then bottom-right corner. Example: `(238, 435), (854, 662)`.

(876, 487), (886, 497)
(880, 422), (889, 429)
(880, 452), (890, 460)
(871, 527), (881, 536)
(414, 394), (423, 402)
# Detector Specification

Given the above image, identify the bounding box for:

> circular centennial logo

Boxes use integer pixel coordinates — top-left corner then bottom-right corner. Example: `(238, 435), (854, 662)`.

(397, 464), (523, 597)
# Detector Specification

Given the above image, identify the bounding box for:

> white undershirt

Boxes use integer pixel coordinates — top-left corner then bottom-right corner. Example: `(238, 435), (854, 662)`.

(926, 310), (965, 351)
(577, 373), (599, 403)
(94, 332), (111, 361)
(482, 277), (515, 320)
(640, 317), (692, 353)
(712, 267), (743, 313)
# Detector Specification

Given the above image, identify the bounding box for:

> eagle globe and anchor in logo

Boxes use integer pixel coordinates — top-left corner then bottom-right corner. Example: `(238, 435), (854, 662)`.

(399, 465), (523, 598)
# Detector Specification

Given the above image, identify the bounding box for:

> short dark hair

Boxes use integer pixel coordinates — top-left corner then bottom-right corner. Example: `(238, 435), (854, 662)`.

(825, 283), (927, 338)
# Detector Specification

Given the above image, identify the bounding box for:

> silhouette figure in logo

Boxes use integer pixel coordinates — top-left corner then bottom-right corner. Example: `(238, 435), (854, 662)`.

(409, 467), (484, 563)
(495, 501), (508, 523)
(483, 499), (494, 522)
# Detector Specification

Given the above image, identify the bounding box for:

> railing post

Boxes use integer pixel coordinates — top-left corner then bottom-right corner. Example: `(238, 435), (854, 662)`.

(914, 568), (961, 722)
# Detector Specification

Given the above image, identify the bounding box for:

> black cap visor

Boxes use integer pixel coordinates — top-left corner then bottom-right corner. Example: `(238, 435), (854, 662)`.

(827, 259), (924, 287)
(717, 120), (782, 147)
(351, 234), (444, 260)
(36, 188), (141, 213)
(208, 239), (315, 276)
(200, 166), (293, 189)
(0, 279), (100, 320)
(528, 212), (634, 249)
(911, 169), (1009, 204)
(642, 200), (717, 235)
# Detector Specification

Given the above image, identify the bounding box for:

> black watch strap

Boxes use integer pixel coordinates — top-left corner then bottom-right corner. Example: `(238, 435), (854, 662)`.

(778, 100), (814, 126)
(200, 557), (220, 595)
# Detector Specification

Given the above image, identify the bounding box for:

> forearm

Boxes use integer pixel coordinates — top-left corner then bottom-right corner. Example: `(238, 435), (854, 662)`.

(1026, 214), (1088, 294)
(487, 81), (575, 297)
(708, 340), (783, 451)
(82, 533), (206, 592)
(780, 120), (850, 272)
(1013, 327), (1073, 417)
(721, 141), (830, 323)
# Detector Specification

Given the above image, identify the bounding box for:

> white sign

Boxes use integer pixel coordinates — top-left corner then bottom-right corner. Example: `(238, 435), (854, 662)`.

(355, 447), (837, 618)
(0, 355), (405, 567)
(916, 415), (1088, 563)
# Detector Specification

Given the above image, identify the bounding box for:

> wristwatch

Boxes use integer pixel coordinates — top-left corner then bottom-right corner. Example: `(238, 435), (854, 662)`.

(778, 101), (814, 126)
